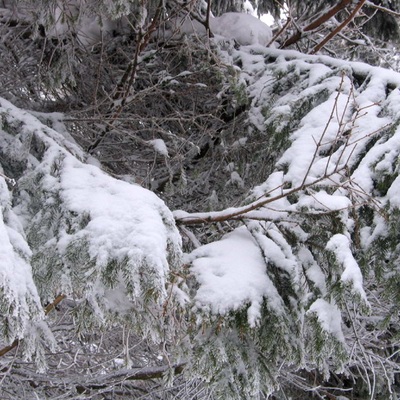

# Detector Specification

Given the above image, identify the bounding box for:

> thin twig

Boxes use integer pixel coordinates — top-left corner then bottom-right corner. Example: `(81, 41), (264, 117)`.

(364, 1), (400, 17)
(0, 171), (16, 186)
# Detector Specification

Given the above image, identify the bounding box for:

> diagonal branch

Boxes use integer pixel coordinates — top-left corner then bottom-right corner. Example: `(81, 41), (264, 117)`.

(281, 0), (353, 48)
(174, 168), (344, 226)
(310, 0), (367, 54)
(364, 1), (400, 17)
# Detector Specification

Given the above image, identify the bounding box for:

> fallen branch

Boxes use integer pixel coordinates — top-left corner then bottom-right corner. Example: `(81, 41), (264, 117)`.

(12, 362), (186, 392)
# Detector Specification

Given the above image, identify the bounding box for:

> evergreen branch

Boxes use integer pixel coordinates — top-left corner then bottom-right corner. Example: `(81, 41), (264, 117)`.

(310, 0), (368, 54)
(175, 73), (387, 227)
(0, 294), (66, 358)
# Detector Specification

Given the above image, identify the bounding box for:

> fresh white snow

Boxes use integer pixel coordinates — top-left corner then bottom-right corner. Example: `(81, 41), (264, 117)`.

(182, 43), (400, 332)
(0, 97), (183, 346)
(2, 18), (400, 376)
(186, 226), (284, 327)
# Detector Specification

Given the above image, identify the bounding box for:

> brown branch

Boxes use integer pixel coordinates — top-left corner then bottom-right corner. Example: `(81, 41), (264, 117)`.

(86, 362), (186, 384)
(310, 0), (367, 54)
(0, 294), (66, 358)
(0, 339), (19, 357)
(44, 294), (66, 315)
(281, 0), (353, 48)
(205, 0), (213, 38)
(12, 362), (186, 394)
(268, 17), (292, 47)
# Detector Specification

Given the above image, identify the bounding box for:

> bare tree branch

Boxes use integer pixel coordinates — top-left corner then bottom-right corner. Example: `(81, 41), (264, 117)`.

(281, 0), (353, 48)
(310, 0), (367, 54)
(364, 0), (400, 17)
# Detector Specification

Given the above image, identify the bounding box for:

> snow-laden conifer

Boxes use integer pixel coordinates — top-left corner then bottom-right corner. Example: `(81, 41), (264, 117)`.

(0, 97), (184, 366)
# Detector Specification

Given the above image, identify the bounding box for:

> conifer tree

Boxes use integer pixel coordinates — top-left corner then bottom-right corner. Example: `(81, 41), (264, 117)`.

(1, 1), (400, 399)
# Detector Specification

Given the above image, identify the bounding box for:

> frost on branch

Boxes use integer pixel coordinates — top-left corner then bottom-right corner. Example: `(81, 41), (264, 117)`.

(0, 177), (44, 349)
(181, 44), (400, 397)
(0, 97), (183, 355)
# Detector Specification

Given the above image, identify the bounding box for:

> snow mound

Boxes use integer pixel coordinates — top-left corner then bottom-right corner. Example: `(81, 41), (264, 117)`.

(160, 12), (272, 47)
(211, 12), (272, 46)
(187, 226), (284, 327)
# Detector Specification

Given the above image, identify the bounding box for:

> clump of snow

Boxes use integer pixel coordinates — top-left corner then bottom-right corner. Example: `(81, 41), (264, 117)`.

(58, 155), (177, 284)
(148, 138), (169, 156)
(0, 186), (43, 338)
(160, 12), (272, 47)
(326, 234), (368, 303)
(294, 190), (351, 212)
(187, 226), (284, 327)
(308, 299), (345, 342)
(307, 64), (332, 86)
(226, 171), (245, 188)
(248, 221), (298, 276)
(211, 13), (272, 46)
(45, 2), (129, 47)
(0, 174), (44, 349)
